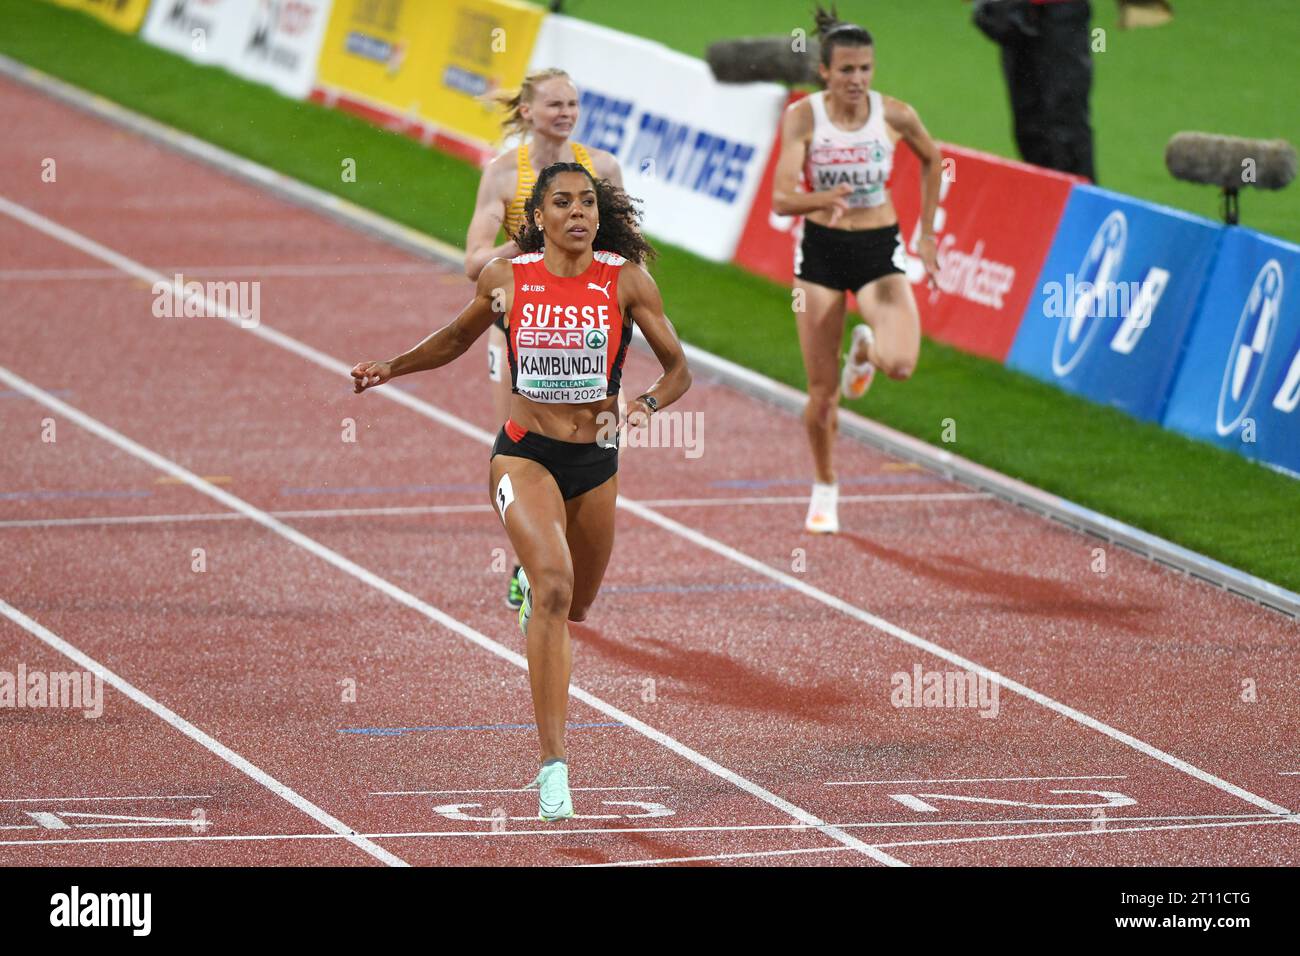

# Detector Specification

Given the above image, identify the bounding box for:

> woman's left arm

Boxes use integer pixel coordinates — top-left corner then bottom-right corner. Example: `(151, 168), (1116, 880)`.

(886, 97), (943, 286)
(621, 264), (691, 422)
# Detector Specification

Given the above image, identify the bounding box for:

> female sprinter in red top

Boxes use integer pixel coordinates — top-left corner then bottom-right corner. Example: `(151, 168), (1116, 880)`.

(351, 165), (691, 821)
(465, 68), (623, 610)
(772, 5), (942, 533)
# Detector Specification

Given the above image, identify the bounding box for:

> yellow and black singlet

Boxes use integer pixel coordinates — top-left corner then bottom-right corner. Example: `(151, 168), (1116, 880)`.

(502, 141), (597, 240)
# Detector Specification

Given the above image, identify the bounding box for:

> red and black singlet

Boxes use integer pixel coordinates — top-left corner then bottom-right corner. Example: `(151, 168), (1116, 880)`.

(505, 250), (632, 405)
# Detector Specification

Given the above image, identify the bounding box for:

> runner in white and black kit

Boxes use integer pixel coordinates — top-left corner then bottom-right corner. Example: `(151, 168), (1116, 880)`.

(772, 5), (943, 533)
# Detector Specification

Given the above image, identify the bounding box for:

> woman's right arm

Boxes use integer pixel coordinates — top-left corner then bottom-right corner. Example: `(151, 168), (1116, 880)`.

(464, 162), (520, 281)
(771, 99), (851, 220)
(352, 259), (509, 393)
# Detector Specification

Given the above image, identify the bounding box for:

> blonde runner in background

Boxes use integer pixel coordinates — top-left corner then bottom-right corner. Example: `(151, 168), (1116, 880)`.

(465, 68), (624, 609)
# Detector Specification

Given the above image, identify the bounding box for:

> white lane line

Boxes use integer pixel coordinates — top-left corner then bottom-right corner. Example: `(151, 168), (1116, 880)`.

(4, 196), (1293, 831)
(634, 493), (990, 507)
(0, 831), (820, 850)
(0, 494), (986, 530)
(0, 834), (340, 849)
(581, 816), (1299, 867)
(0, 794), (212, 803)
(0, 506), (490, 528)
(875, 816), (1300, 851)
(0, 813), (1283, 852)
(52, 817), (199, 829)
(0, 812), (1275, 839)
(374, 787), (672, 796)
(1279, 771), (1300, 776)
(827, 775), (1130, 786)
(0, 366), (898, 868)
(581, 845), (846, 867)
(0, 599), (405, 868)
(0, 263), (434, 280)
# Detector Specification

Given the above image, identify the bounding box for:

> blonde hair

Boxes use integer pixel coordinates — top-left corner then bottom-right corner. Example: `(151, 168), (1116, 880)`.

(491, 68), (573, 141)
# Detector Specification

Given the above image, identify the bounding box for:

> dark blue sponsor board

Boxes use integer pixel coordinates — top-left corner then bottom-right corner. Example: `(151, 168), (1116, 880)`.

(1162, 228), (1300, 476)
(1007, 186), (1221, 421)
(345, 31), (394, 64)
(576, 91), (632, 154)
(575, 89), (756, 204)
(443, 65), (489, 97)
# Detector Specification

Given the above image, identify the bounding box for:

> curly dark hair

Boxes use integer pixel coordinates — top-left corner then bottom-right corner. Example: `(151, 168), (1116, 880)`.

(514, 162), (657, 265)
(813, 3), (874, 67)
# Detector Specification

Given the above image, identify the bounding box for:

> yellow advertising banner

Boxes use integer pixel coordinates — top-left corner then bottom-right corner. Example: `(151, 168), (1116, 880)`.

(315, 0), (439, 119)
(316, 0), (545, 150)
(45, 0), (151, 34)
(421, 0), (546, 145)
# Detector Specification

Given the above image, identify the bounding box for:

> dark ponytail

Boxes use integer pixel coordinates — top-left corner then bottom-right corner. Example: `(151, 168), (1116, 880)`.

(813, 3), (874, 67)
(515, 162), (657, 265)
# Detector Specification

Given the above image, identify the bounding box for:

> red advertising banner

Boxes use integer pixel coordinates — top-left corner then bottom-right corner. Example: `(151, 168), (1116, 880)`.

(891, 144), (1081, 360)
(308, 88), (495, 167)
(734, 112), (1082, 361)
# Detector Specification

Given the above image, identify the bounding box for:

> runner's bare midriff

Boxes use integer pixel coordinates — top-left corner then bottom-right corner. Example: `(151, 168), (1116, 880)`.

(509, 394), (620, 443)
(805, 197), (899, 231)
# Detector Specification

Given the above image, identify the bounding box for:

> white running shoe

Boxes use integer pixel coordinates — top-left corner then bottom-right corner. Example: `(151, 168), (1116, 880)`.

(804, 481), (839, 534)
(841, 323), (877, 400)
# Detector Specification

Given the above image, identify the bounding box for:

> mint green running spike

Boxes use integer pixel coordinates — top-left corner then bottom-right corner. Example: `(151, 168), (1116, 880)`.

(524, 760), (574, 821)
(517, 566), (532, 636)
(506, 565), (524, 610)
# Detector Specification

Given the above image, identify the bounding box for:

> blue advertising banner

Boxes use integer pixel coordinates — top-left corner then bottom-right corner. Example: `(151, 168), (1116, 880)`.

(1162, 228), (1300, 477)
(1006, 186), (1222, 421)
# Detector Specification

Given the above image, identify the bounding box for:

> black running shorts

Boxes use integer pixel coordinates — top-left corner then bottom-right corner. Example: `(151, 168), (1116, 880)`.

(795, 219), (907, 293)
(491, 423), (618, 500)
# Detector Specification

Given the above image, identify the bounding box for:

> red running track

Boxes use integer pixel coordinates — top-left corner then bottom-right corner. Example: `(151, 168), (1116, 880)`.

(1, 76), (1297, 867)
